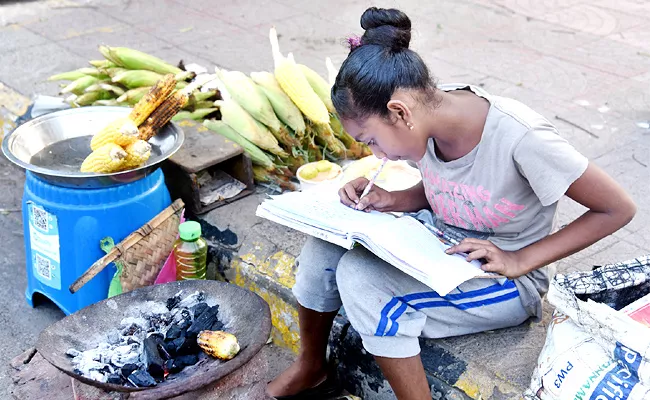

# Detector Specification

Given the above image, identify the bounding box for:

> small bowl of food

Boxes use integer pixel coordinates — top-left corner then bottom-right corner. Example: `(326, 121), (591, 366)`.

(296, 160), (343, 191)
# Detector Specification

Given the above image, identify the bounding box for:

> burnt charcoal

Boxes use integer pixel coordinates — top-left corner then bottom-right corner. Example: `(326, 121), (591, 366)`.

(178, 319), (192, 331)
(121, 324), (141, 336)
(181, 309), (191, 321)
(170, 336), (198, 356)
(126, 336), (140, 345)
(66, 349), (81, 358)
(128, 369), (157, 387)
(121, 363), (138, 379)
(175, 354), (199, 367)
(142, 335), (165, 382)
(164, 359), (184, 374)
(166, 293), (182, 310)
(100, 365), (113, 374)
(148, 313), (172, 331)
(187, 306), (220, 336)
(211, 320), (224, 331)
(191, 302), (208, 319)
(107, 374), (123, 385)
(197, 292), (206, 302)
(165, 324), (182, 340)
(157, 343), (171, 360)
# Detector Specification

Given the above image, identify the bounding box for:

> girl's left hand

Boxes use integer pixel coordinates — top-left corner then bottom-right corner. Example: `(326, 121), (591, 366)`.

(445, 238), (525, 279)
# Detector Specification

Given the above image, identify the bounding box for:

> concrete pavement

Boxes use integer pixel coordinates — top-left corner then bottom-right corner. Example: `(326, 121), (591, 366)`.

(1, 0), (649, 398)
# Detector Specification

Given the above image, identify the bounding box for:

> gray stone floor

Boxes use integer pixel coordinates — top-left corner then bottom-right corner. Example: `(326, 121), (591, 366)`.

(1, 0), (649, 396)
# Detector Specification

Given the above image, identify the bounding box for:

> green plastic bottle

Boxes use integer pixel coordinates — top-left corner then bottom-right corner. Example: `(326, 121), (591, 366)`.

(174, 221), (207, 280)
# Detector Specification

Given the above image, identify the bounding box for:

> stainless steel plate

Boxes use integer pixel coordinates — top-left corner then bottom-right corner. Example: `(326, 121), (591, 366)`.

(2, 107), (184, 189)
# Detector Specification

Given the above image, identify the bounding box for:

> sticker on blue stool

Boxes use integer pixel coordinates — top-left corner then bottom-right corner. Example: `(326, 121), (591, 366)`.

(27, 202), (61, 290)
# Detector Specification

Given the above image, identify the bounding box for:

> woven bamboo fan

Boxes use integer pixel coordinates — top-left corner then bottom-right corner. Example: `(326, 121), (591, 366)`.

(69, 199), (185, 294)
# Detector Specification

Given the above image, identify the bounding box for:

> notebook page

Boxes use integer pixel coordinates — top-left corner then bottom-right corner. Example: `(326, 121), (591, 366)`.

(355, 216), (496, 295)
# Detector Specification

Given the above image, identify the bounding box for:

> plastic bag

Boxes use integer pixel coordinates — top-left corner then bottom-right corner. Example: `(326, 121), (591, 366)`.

(526, 255), (650, 399)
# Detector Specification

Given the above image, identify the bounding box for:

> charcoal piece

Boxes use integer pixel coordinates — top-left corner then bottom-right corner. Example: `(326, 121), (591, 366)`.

(100, 365), (113, 374)
(121, 324), (141, 336)
(165, 324), (182, 340)
(191, 302), (209, 319)
(178, 319), (191, 331)
(107, 374), (123, 385)
(187, 306), (220, 336)
(142, 335), (165, 382)
(166, 293), (182, 310)
(175, 354), (199, 367)
(157, 343), (171, 360)
(66, 349), (81, 358)
(181, 309), (191, 321)
(121, 363), (138, 379)
(210, 320), (224, 331)
(128, 369), (157, 387)
(170, 336), (198, 356)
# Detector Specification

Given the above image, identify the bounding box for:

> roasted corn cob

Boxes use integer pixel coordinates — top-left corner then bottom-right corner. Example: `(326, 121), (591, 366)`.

(197, 330), (240, 360)
(269, 27), (330, 125)
(80, 143), (127, 173)
(129, 74), (176, 125)
(121, 140), (151, 170)
(90, 117), (139, 150)
(298, 63), (335, 113)
(215, 99), (287, 157)
(138, 90), (188, 141)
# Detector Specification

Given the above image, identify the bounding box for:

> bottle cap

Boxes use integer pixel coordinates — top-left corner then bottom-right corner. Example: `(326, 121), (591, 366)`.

(178, 221), (201, 241)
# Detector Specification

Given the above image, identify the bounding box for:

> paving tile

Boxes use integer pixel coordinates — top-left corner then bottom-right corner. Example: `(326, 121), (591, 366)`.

(488, 0), (584, 20)
(138, 12), (238, 47)
(495, 55), (623, 102)
(607, 25), (650, 53)
(430, 39), (543, 80)
(182, 0), (304, 30)
(58, 23), (163, 59)
(591, 0), (650, 18)
(552, 37), (650, 79)
(0, 42), (88, 98)
(180, 28), (276, 74)
(22, 7), (123, 41)
(0, 24), (49, 52)
(538, 4), (646, 37)
(98, 0), (195, 24)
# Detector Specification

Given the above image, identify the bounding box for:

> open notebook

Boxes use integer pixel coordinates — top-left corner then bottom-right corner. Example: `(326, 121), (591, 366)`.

(256, 190), (504, 296)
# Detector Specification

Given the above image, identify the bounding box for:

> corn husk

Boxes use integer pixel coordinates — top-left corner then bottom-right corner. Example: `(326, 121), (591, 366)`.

(99, 46), (182, 75)
(112, 70), (164, 89)
(250, 71), (306, 137)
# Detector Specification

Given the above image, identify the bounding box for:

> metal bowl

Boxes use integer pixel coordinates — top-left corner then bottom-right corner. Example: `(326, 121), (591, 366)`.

(1, 107), (184, 189)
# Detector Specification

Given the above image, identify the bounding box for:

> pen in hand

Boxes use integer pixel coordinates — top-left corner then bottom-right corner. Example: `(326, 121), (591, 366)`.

(355, 157), (388, 210)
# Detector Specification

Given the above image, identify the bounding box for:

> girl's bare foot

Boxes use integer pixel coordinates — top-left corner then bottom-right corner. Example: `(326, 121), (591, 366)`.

(266, 356), (327, 397)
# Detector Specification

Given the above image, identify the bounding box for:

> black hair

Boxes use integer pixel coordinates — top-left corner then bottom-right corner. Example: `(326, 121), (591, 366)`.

(331, 7), (438, 121)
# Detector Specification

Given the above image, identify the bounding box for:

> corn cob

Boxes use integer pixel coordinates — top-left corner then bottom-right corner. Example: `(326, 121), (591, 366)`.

(90, 117), (139, 150)
(193, 90), (218, 102)
(117, 87), (151, 105)
(93, 99), (120, 106)
(329, 113), (372, 158)
(99, 46), (182, 75)
(112, 70), (164, 89)
(215, 99), (287, 157)
(80, 143), (127, 173)
(326, 57), (337, 86)
(84, 83), (125, 96)
(48, 70), (89, 82)
(120, 140), (151, 170)
(103, 67), (128, 79)
(171, 108), (218, 121)
(204, 119), (275, 170)
(197, 330), (240, 360)
(269, 27), (330, 125)
(73, 67), (109, 79)
(298, 64), (335, 113)
(215, 68), (283, 132)
(73, 90), (112, 107)
(89, 59), (117, 69)
(129, 74), (176, 125)
(60, 76), (100, 95)
(138, 90), (188, 141)
(311, 123), (346, 159)
(250, 71), (306, 137)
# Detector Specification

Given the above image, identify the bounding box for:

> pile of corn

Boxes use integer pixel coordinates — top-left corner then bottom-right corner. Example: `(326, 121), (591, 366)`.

(47, 46), (221, 121)
(80, 74), (189, 173)
(202, 27), (371, 189)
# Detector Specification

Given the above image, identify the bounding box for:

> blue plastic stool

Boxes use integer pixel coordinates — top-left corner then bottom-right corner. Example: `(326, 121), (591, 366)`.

(22, 169), (172, 315)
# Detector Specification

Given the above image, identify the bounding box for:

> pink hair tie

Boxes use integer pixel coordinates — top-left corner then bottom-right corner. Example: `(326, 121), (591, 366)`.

(347, 35), (362, 50)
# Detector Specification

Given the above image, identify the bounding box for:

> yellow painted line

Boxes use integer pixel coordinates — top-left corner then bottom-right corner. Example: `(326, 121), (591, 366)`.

(454, 367), (524, 399)
(0, 83), (30, 116)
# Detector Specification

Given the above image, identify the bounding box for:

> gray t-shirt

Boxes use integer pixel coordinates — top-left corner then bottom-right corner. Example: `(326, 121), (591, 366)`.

(416, 83), (589, 320)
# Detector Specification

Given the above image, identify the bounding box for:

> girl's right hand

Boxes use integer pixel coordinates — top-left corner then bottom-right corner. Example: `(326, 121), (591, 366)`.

(338, 177), (396, 212)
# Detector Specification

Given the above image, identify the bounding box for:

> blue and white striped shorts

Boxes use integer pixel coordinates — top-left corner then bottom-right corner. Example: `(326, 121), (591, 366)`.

(293, 236), (532, 358)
